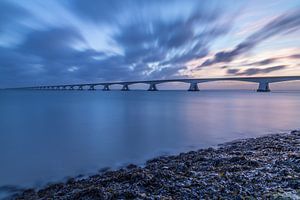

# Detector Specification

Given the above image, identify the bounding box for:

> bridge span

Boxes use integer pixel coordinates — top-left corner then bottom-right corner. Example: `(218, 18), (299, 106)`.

(14, 76), (300, 92)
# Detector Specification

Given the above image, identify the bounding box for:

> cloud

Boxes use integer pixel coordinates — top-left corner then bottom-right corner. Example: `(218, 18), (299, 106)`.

(0, 26), (126, 85)
(200, 8), (300, 67)
(245, 58), (278, 66)
(226, 69), (240, 74)
(62, 2), (229, 81)
(227, 65), (287, 76)
(69, 0), (138, 23)
(18, 27), (86, 60)
(221, 52), (300, 70)
(0, 0), (234, 87)
(243, 53), (300, 66)
(0, 0), (28, 33)
(1, 1), (298, 88)
(110, 7), (229, 80)
(69, 0), (221, 25)
(289, 54), (300, 59)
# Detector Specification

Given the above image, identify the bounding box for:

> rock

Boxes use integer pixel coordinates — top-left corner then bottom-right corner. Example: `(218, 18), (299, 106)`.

(287, 180), (300, 189)
(126, 164), (138, 169)
(72, 187), (105, 199)
(229, 156), (246, 162)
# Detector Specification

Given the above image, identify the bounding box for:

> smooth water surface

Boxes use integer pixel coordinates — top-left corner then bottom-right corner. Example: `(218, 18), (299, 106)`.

(0, 90), (300, 193)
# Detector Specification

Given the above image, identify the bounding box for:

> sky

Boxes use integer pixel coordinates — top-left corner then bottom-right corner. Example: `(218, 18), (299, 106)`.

(0, 0), (300, 88)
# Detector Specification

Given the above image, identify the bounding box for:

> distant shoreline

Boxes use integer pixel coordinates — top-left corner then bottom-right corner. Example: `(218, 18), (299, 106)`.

(12, 130), (300, 199)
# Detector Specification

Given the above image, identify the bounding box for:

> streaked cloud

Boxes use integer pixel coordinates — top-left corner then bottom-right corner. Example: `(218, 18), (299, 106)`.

(227, 65), (287, 76)
(199, 8), (300, 67)
(0, 0), (299, 87)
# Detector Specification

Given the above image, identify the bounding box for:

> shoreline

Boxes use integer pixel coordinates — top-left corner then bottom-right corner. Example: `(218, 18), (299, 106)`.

(12, 130), (300, 199)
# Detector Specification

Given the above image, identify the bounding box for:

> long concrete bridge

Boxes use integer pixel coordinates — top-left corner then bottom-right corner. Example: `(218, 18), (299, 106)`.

(14, 76), (300, 92)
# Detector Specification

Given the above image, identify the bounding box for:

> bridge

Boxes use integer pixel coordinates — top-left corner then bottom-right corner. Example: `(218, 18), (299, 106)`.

(13, 76), (300, 92)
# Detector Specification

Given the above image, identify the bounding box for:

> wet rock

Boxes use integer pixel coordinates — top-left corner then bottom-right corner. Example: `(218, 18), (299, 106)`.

(66, 177), (76, 185)
(72, 187), (105, 199)
(287, 180), (300, 189)
(229, 156), (247, 162)
(126, 164), (138, 169)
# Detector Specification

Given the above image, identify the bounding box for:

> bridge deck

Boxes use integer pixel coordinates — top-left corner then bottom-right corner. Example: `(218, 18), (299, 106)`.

(9, 76), (300, 91)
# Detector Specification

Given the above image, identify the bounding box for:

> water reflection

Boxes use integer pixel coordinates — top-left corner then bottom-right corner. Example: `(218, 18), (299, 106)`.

(0, 90), (299, 190)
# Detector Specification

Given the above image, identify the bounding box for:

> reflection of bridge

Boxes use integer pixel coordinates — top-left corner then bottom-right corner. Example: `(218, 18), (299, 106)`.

(14, 76), (300, 92)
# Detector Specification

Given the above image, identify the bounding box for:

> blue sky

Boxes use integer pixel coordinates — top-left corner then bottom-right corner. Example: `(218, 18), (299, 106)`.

(0, 0), (300, 88)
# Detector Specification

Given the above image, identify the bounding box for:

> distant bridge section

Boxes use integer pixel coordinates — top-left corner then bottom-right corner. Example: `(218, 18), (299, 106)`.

(12, 76), (300, 92)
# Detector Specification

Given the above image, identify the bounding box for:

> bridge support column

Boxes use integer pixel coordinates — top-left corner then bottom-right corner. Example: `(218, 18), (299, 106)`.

(257, 82), (270, 92)
(188, 83), (199, 91)
(78, 86), (83, 90)
(62, 86), (67, 90)
(69, 86), (74, 90)
(148, 83), (158, 91)
(88, 85), (95, 90)
(56, 86), (60, 90)
(103, 85), (110, 91)
(121, 84), (130, 91)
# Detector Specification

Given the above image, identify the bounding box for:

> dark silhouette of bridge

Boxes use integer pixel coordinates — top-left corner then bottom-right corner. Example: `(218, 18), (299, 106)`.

(12, 76), (300, 92)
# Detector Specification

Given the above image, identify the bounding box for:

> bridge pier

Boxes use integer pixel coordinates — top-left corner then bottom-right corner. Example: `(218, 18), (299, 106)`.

(62, 86), (67, 90)
(148, 83), (158, 91)
(78, 85), (83, 90)
(188, 82), (199, 91)
(121, 84), (130, 91)
(56, 86), (60, 90)
(69, 86), (74, 90)
(257, 82), (270, 92)
(103, 85), (110, 91)
(89, 85), (95, 90)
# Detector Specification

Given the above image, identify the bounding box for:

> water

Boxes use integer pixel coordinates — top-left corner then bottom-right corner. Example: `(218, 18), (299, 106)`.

(0, 90), (300, 195)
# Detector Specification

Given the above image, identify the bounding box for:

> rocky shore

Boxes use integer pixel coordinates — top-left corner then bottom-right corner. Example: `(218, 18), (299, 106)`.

(13, 130), (300, 199)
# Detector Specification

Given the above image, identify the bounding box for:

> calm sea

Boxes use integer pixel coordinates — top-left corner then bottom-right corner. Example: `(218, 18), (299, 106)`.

(0, 90), (300, 196)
